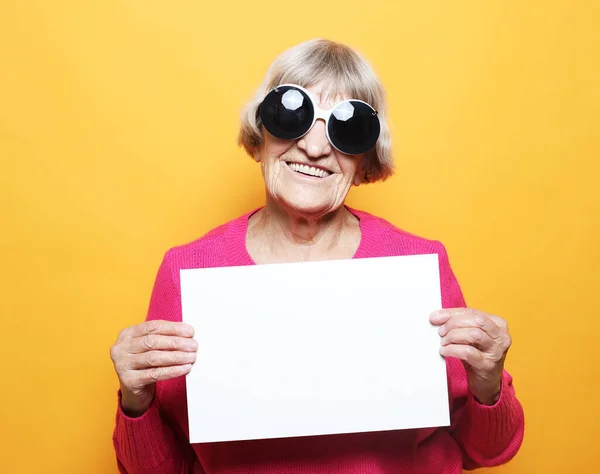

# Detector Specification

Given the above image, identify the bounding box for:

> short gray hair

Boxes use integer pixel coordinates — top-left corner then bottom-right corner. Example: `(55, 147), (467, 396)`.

(237, 39), (394, 183)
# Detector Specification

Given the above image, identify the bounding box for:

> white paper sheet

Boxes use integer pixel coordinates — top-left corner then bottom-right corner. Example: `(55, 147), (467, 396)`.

(180, 254), (449, 444)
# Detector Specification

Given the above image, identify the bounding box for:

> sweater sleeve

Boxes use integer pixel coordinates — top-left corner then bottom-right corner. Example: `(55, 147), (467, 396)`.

(112, 250), (192, 474)
(450, 364), (525, 469)
(436, 242), (525, 469)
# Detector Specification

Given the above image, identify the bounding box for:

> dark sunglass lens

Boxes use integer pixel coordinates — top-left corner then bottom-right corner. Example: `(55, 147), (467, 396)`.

(259, 86), (314, 140)
(328, 101), (380, 154)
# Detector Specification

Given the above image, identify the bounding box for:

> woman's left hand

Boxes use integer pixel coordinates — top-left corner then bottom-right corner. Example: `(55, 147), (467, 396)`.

(429, 308), (512, 405)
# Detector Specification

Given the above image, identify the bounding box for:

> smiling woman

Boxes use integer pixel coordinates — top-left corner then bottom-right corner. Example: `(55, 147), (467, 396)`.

(109, 38), (524, 473)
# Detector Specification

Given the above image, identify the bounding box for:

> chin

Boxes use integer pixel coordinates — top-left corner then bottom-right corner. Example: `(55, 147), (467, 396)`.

(278, 192), (341, 218)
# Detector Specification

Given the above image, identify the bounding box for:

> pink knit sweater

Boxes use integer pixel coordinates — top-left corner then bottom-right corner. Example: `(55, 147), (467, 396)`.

(112, 208), (524, 474)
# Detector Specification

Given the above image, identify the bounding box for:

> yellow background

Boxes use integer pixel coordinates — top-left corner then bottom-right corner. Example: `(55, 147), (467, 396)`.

(1, 1), (598, 472)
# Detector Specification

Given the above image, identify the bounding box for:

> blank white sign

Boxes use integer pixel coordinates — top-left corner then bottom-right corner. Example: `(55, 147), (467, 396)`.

(180, 254), (449, 444)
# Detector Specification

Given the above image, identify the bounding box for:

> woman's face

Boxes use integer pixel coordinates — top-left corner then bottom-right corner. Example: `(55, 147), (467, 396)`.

(259, 84), (364, 217)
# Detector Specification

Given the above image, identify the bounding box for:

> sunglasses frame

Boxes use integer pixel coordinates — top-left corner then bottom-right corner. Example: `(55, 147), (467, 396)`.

(260, 83), (380, 155)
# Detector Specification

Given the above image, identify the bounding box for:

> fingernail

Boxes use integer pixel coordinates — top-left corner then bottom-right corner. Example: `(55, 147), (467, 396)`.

(438, 324), (446, 336)
(186, 339), (198, 351)
(430, 311), (441, 322)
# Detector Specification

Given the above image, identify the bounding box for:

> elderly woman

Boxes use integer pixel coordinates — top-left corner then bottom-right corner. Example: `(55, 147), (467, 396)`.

(110, 39), (524, 473)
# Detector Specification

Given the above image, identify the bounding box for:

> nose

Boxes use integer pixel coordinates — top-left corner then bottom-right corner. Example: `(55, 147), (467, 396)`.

(297, 119), (332, 159)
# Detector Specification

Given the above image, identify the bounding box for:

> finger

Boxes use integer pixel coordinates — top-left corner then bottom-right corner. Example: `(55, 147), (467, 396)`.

(490, 315), (509, 331)
(441, 327), (494, 351)
(137, 364), (193, 386)
(431, 307), (491, 325)
(429, 308), (462, 325)
(129, 334), (198, 354)
(439, 344), (491, 371)
(129, 350), (197, 369)
(437, 311), (503, 339)
(129, 320), (195, 338)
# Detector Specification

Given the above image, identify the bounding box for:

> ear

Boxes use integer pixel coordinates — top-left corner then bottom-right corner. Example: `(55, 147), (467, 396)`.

(353, 156), (367, 186)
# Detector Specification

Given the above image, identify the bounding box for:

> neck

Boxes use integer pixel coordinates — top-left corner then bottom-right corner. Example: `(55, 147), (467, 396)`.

(247, 196), (360, 263)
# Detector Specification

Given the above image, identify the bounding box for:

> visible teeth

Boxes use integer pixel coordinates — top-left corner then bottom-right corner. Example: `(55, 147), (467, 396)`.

(288, 163), (330, 178)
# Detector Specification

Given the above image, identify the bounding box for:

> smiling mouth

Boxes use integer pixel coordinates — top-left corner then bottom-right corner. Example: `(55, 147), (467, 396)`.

(285, 162), (332, 179)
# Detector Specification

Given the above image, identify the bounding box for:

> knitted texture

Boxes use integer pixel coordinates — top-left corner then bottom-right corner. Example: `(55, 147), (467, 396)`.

(113, 207), (524, 474)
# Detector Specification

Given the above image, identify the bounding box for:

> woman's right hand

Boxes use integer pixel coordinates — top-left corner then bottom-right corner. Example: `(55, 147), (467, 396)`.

(110, 320), (197, 417)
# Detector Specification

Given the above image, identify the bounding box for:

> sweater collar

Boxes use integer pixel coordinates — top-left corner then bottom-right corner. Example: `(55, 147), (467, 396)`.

(225, 206), (381, 267)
